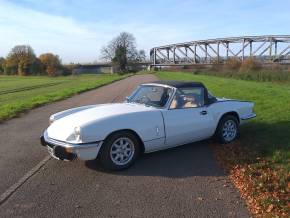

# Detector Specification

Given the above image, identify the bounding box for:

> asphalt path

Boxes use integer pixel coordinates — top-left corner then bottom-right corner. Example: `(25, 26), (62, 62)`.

(0, 74), (250, 217)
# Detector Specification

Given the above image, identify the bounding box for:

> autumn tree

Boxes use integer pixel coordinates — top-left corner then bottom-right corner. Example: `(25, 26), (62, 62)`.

(5, 45), (37, 75)
(39, 53), (61, 76)
(0, 57), (5, 74)
(101, 32), (146, 72)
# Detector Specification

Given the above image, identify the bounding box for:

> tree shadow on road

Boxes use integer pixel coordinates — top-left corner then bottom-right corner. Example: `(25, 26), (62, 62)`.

(85, 140), (227, 178)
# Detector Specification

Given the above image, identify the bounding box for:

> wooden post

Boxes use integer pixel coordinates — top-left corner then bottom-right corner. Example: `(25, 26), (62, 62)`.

(250, 41), (252, 56)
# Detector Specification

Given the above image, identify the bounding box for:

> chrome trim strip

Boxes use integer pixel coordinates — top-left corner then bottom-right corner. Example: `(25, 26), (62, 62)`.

(241, 113), (256, 120)
(43, 131), (102, 149)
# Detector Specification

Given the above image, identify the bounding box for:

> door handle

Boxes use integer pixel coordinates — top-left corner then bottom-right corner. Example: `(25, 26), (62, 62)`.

(200, 110), (207, 115)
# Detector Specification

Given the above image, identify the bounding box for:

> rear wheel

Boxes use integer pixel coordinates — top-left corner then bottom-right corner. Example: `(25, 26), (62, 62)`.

(99, 131), (140, 170)
(215, 115), (239, 144)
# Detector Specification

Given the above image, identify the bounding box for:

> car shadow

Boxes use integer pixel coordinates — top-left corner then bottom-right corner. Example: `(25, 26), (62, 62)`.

(85, 140), (226, 178)
(84, 120), (288, 179)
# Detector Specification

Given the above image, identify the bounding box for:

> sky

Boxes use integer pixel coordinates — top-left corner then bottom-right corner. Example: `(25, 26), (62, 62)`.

(0, 0), (289, 63)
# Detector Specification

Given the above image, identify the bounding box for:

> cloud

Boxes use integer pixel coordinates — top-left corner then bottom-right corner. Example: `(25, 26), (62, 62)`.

(0, 1), (106, 63)
(0, 0), (202, 63)
(1, 0), (290, 63)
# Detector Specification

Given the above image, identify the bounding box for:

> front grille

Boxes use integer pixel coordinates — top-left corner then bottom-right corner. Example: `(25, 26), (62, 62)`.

(46, 142), (55, 148)
(54, 146), (77, 160)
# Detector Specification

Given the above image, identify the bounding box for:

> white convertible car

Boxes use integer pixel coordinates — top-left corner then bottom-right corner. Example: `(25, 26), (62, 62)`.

(41, 81), (256, 170)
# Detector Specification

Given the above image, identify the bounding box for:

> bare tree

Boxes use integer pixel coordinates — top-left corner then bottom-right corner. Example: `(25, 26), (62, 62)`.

(136, 50), (146, 62)
(101, 32), (146, 71)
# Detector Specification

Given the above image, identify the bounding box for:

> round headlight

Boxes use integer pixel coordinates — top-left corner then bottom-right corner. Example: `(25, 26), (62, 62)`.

(74, 126), (81, 135)
(74, 126), (81, 141)
(49, 116), (55, 125)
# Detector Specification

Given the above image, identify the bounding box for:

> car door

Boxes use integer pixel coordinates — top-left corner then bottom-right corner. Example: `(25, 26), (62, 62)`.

(161, 86), (215, 148)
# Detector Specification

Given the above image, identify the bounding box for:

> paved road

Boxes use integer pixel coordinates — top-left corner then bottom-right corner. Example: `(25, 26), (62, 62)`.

(0, 74), (250, 217)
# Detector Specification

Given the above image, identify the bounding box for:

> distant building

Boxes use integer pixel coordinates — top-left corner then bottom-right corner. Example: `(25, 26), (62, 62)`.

(72, 63), (113, 74)
(72, 62), (150, 74)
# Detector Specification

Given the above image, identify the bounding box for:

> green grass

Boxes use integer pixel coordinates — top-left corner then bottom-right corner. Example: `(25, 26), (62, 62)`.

(0, 74), (128, 121)
(156, 71), (290, 212)
(194, 69), (290, 82)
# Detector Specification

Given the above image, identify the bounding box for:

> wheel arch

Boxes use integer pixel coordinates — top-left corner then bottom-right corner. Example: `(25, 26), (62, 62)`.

(214, 111), (240, 143)
(219, 111), (240, 124)
(103, 129), (145, 154)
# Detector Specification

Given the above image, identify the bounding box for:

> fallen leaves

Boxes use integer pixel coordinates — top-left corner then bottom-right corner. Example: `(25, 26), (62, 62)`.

(210, 140), (290, 218)
(266, 204), (274, 213)
(197, 197), (204, 201)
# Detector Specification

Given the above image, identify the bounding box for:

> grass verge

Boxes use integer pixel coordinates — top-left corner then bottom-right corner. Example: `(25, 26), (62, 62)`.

(156, 71), (290, 217)
(0, 74), (128, 122)
(194, 69), (290, 83)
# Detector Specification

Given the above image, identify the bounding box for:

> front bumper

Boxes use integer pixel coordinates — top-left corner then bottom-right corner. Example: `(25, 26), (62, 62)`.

(240, 113), (256, 124)
(40, 131), (103, 161)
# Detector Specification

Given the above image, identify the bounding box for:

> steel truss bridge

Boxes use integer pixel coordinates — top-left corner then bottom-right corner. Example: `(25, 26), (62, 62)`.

(150, 35), (290, 66)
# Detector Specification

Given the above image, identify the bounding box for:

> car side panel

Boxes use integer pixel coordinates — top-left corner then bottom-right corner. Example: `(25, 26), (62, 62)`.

(81, 110), (165, 151)
(206, 100), (255, 129)
(143, 137), (167, 153)
(161, 107), (215, 148)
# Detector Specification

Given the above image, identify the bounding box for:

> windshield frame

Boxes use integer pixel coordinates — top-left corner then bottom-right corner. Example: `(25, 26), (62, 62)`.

(127, 84), (176, 109)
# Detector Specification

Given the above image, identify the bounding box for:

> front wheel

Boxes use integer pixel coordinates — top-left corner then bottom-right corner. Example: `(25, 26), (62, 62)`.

(215, 115), (239, 144)
(99, 131), (140, 170)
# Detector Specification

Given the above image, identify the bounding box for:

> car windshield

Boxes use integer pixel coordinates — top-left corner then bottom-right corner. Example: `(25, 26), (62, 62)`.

(128, 85), (173, 108)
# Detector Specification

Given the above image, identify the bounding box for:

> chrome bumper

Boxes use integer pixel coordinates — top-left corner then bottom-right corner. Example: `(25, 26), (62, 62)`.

(40, 131), (103, 161)
(240, 113), (256, 125)
(241, 113), (256, 120)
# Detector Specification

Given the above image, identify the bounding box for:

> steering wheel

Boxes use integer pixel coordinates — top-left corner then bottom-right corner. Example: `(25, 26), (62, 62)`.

(140, 96), (151, 104)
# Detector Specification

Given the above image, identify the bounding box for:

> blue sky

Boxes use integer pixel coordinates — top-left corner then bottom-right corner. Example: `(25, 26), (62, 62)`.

(0, 0), (289, 63)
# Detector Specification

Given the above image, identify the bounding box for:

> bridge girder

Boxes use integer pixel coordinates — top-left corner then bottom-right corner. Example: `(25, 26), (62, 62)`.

(150, 35), (290, 66)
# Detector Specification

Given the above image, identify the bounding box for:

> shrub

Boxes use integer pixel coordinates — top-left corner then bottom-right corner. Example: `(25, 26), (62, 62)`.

(224, 58), (241, 71)
(210, 58), (222, 71)
(0, 57), (5, 74)
(271, 63), (283, 71)
(196, 63), (290, 82)
(62, 64), (77, 76)
(39, 53), (62, 76)
(239, 57), (262, 72)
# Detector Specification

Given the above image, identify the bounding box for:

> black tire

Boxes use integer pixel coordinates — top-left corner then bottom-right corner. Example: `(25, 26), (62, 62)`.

(99, 131), (141, 171)
(215, 115), (239, 144)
